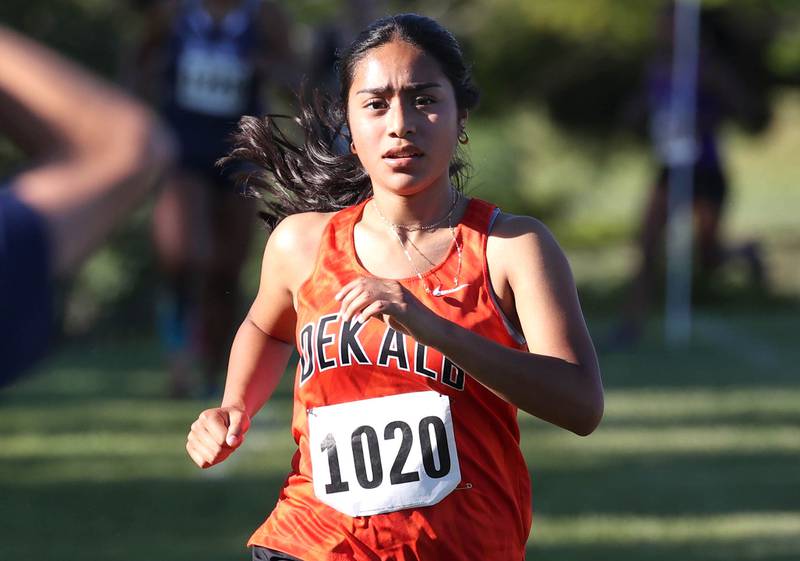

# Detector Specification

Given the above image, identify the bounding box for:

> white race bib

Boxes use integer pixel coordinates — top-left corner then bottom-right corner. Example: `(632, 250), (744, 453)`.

(307, 391), (461, 517)
(175, 44), (253, 116)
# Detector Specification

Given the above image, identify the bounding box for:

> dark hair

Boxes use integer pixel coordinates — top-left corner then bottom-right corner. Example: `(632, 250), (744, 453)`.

(222, 13), (480, 231)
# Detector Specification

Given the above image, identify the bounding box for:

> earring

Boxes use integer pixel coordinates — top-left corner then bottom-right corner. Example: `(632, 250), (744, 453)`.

(458, 129), (469, 145)
(350, 141), (356, 154)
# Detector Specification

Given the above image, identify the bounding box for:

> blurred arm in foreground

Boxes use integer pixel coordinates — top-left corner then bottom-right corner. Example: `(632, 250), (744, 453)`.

(0, 26), (174, 385)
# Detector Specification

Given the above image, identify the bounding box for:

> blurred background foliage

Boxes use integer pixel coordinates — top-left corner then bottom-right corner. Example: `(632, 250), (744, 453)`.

(2, 3), (800, 560)
(0, 0), (798, 334)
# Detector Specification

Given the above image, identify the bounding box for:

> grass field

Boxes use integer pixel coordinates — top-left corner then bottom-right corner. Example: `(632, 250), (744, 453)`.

(2, 308), (799, 560)
(2, 93), (799, 560)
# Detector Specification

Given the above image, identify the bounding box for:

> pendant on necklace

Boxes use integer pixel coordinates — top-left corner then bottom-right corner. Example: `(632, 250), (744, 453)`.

(431, 283), (470, 297)
(373, 192), (471, 299)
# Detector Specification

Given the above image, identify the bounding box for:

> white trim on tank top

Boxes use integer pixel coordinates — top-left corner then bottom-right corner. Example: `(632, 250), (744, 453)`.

(487, 207), (527, 346)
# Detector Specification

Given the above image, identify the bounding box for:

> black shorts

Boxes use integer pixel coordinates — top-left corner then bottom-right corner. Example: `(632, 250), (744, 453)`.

(656, 164), (727, 206)
(251, 545), (303, 561)
(163, 106), (244, 186)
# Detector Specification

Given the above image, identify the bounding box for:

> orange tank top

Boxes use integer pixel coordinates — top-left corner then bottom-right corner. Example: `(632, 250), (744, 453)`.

(249, 197), (532, 560)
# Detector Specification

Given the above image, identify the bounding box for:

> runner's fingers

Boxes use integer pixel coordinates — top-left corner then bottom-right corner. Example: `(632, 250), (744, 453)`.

(341, 290), (375, 323)
(361, 300), (411, 335)
(197, 409), (230, 442)
(197, 425), (227, 453)
(337, 284), (370, 320)
(186, 443), (208, 468)
(186, 436), (219, 468)
(337, 278), (388, 318)
(334, 278), (365, 302)
(358, 300), (391, 323)
(201, 414), (228, 444)
(188, 429), (222, 461)
(191, 418), (226, 448)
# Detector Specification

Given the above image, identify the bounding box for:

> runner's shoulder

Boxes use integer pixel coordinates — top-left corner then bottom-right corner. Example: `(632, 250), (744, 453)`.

(265, 211), (337, 290)
(487, 210), (566, 282)
(268, 211), (336, 258)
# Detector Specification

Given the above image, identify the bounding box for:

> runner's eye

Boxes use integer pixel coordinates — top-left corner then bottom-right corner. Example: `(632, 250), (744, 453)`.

(365, 99), (387, 110)
(415, 96), (435, 106)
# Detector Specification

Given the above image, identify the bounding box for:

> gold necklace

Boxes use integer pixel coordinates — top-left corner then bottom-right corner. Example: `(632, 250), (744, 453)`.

(372, 191), (469, 297)
(376, 190), (460, 232)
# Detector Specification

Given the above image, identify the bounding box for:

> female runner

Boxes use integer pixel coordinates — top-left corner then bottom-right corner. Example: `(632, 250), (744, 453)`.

(186, 13), (604, 561)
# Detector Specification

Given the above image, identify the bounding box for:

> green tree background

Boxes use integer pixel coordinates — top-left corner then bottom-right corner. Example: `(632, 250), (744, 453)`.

(2, 0), (798, 335)
(2, 3), (800, 561)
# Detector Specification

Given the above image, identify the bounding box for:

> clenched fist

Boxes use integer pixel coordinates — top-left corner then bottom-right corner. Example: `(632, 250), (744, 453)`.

(186, 407), (251, 469)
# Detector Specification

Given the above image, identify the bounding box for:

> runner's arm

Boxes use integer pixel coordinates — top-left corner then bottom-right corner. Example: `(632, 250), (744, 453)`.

(220, 212), (330, 418)
(0, 25), (174, 277)
(424, 215), (604, 436)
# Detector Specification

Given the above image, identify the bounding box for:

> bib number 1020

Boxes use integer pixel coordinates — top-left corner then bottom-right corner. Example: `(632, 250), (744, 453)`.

(322, 416), (451, 494)
(307, 391), (461, 516)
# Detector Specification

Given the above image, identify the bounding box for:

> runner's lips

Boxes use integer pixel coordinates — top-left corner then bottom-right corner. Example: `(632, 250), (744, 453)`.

(382, 146), (424, 158)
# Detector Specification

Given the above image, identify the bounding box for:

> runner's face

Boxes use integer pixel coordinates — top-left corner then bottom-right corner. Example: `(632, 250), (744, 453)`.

(347, 39), (462, 196)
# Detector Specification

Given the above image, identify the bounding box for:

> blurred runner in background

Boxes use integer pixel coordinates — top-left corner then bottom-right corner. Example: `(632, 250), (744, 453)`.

(129, 0), (296, 397)
(0, 26), (173, 386)
(613, 4), (769, 348)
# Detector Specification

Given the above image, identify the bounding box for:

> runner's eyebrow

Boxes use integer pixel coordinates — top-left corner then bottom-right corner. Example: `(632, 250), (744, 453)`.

(355, 82), (443, 95)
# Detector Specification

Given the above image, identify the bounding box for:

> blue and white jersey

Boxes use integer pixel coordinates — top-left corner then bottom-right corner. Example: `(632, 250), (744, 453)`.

(164, 0), (263, 119)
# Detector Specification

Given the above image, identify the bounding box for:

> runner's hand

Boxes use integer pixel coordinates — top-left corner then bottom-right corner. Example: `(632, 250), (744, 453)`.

(335, 277), (439, 345)
(186, 407), (250, 469)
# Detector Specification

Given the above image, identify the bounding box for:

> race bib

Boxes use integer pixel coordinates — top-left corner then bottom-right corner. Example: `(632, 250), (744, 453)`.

(307, 391), (461, 517)
(175, 44), (253, 117)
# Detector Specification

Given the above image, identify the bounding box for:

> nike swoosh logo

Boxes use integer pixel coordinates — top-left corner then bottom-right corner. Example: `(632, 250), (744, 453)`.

(431, 284), (470, 297)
